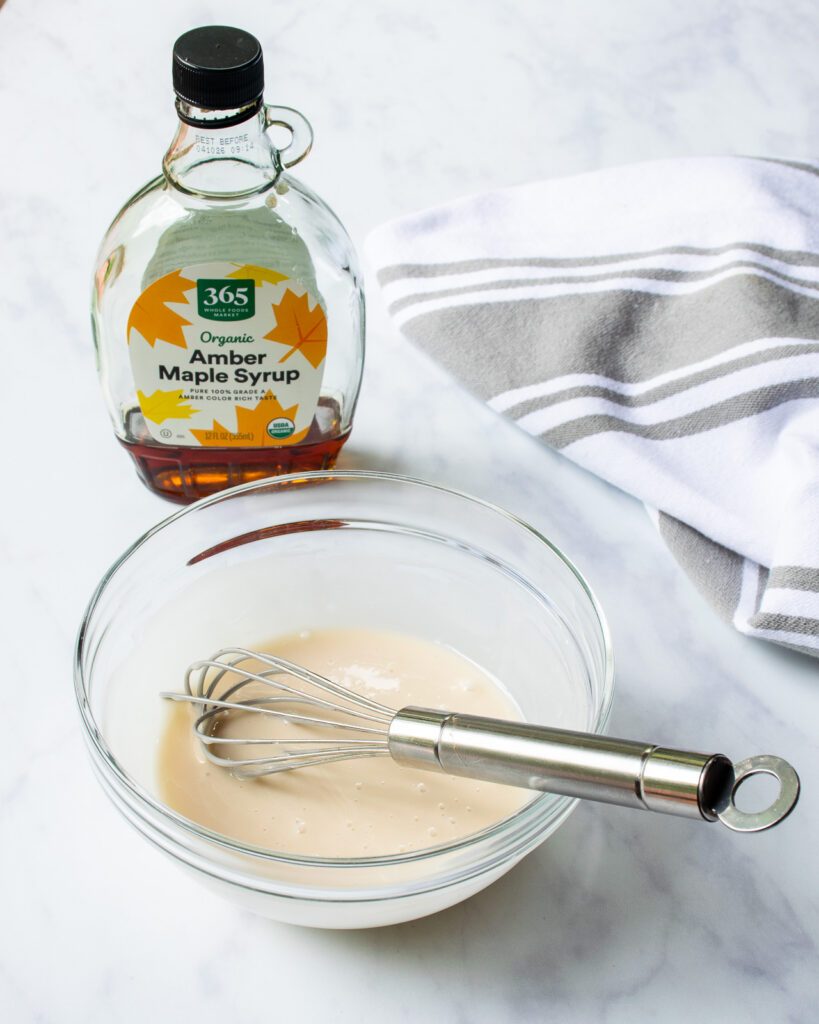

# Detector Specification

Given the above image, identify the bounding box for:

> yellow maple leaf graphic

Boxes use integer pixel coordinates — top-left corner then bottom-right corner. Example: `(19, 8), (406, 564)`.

(138, 389), (199, 424)
(127, 270), (195, 349)
(227, 264), (288, 288)
(190, 391), (310, 448)
(264, 289), (327, 369)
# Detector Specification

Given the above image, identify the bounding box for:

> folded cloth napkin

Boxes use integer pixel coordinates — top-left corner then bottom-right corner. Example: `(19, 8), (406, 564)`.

(366, 157), (819, 657)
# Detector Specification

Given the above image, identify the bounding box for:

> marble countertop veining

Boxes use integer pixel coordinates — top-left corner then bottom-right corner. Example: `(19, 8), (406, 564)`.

(1, 0), (817, 1021)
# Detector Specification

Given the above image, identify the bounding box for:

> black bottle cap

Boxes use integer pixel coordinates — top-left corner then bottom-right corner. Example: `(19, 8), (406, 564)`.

(173, 26), (264, 111)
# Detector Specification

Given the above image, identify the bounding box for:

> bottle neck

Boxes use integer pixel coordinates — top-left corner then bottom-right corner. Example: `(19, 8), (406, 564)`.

(163, 100), (280, 199)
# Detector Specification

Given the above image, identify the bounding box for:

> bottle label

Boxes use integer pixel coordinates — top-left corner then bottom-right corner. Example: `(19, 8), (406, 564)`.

(127, 262), (327, 447)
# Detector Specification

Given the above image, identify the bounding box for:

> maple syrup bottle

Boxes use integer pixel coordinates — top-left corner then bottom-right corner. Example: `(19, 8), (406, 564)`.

(92, 26), (364, 502)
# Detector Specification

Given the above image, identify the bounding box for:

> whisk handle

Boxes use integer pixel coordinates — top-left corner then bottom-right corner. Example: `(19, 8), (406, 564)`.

(388, 707), (799, 832)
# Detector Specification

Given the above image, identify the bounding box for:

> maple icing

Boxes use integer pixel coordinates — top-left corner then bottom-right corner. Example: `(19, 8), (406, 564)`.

(158, 628), (530, 857)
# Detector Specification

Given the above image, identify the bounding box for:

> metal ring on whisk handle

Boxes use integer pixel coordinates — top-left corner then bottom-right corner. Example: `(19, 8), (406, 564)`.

(712, 755), (800, 832)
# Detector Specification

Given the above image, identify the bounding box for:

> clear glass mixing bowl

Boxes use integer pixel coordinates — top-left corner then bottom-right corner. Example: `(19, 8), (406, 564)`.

(75, 471), (614, 928)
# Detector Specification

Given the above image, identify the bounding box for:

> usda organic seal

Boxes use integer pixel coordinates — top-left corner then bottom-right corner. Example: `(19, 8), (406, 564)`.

(267, 417), (296, 439)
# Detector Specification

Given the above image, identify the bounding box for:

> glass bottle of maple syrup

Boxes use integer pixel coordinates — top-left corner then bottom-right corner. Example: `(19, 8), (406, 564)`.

(92, 26), (364, 503)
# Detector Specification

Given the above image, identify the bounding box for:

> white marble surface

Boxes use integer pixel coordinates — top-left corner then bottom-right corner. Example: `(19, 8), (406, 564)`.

(2, 0), (818, 1020)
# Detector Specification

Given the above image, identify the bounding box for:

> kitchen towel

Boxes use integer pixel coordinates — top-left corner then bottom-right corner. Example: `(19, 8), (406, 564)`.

(366, 157), (819, 657)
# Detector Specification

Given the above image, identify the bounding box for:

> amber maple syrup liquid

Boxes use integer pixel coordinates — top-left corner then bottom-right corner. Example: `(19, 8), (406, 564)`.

(121, 397), (349, 503)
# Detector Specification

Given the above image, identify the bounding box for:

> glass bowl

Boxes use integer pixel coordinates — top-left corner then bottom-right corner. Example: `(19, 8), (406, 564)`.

(74, 471), (614, 928)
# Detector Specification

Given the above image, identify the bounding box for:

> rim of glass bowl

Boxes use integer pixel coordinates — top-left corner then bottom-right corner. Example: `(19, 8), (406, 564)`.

(75, 470), (615, 874)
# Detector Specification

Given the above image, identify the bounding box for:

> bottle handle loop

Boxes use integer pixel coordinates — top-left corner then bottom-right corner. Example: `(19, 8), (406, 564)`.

(264, 105), (313, 169)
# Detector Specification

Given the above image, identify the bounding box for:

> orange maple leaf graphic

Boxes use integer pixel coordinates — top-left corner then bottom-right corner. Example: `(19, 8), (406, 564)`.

(127, 270), (195, 349)
(263, 289), (327, 369)
(190, 391), (310, 448)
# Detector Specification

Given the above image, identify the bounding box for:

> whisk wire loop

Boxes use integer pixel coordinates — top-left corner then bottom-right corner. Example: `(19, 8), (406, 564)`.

(162, 648), (395, 777)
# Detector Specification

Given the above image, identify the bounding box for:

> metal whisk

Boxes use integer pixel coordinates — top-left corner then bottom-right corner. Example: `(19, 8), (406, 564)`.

(161, 647), (800, 834)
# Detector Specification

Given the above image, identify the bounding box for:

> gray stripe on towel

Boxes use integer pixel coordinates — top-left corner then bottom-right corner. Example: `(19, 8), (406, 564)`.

(652, 526), (819, 650)
(388, 262), (819, 316)
(657, 513), (744, 620)
(504, 343), (819, 420)
(539, 379), (819, 449)
(747, 611), (819, 636)
(377, 242), (819, 285)
(404, 279), (819, 398)
(767, 566), (819, 592)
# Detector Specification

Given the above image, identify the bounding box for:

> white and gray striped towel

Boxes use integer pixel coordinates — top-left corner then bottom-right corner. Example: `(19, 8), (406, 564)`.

(366, 157), (819, 658)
